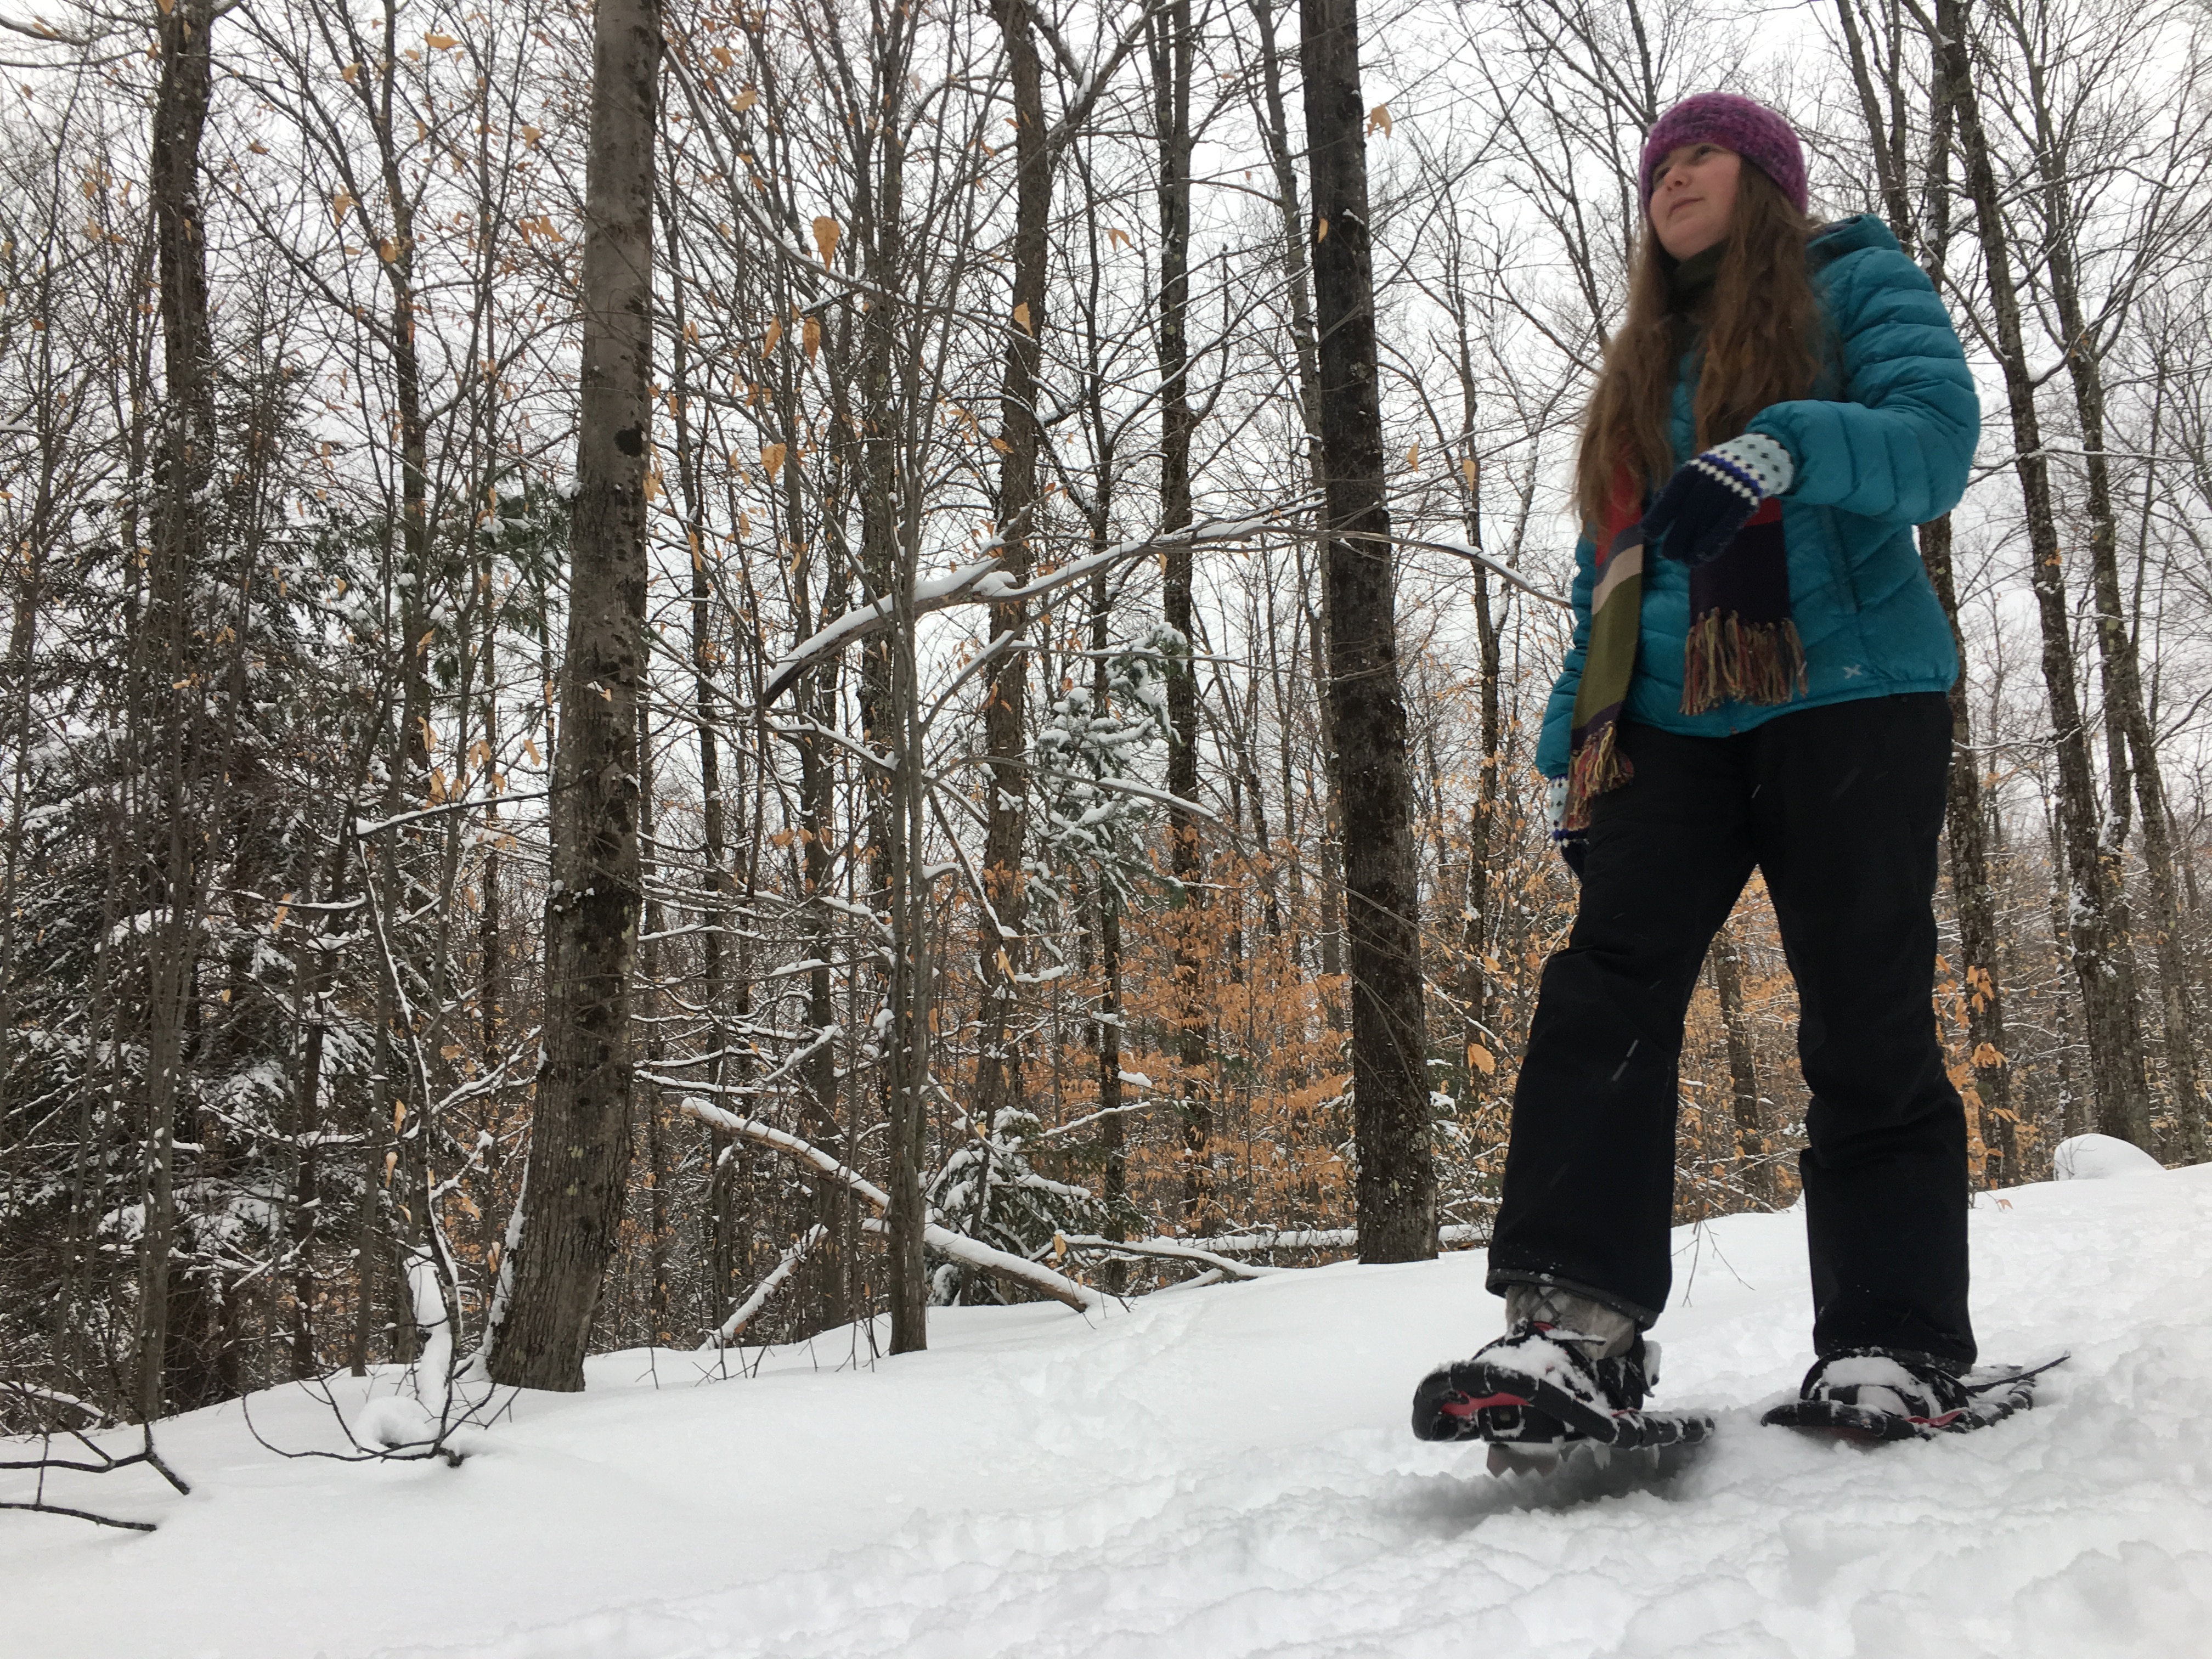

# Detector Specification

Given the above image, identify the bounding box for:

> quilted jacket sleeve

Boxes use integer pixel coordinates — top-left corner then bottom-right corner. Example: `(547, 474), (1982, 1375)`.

(1744, 246), (1979, 532)
(1534, 531), (1599, 780)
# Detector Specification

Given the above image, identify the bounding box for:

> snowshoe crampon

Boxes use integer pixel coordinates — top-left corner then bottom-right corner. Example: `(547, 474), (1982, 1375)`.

(1762, 1352), (2067, 1442)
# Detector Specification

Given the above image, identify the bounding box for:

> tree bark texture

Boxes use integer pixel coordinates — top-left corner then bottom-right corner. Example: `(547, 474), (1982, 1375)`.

(1299, 0), (1436, 1261)
(134, 0), (219, 1423)
(1149, 0), (1212, 1227)
(489, 0), (661, 1390)
(971, 0), (1049, 1157)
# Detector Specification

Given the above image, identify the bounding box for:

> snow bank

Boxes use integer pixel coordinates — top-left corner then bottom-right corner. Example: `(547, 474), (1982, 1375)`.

(8, 1169), (2212, 1658)
(2053, 1132), (2166, 1181)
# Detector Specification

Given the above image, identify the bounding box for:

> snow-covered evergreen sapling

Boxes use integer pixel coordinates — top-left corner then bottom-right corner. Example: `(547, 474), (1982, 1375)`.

(927, 628), (1183, 1299)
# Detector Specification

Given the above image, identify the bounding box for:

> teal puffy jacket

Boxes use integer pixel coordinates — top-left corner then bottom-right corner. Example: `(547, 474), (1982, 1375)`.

(1535, 215), (1978, 778)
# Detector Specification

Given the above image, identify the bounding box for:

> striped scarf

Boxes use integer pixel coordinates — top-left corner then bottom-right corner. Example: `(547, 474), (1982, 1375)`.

(1562, 471), (1807, 831)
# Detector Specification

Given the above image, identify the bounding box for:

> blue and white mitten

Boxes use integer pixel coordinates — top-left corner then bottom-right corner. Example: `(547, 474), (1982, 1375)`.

(1641, 432), (1796, 567)
(1548, 775), (1587, 879)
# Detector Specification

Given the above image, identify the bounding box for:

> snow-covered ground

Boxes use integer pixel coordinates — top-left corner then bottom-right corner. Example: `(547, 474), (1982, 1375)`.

(8, 1154), (2210, 1659)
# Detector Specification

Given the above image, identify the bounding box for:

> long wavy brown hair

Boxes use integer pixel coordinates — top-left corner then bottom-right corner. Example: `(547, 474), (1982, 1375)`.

(1574, 161), (1824, 528)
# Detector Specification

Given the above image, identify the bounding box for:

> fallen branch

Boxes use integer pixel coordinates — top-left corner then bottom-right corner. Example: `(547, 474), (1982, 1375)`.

(1182, 1222), (1490, 1255)
(677, 1097), (1101, 1313)
(0, 1425), (191, 1533)
(859, 1218), (1101, 1312)
(703, 1224), (829, 1348)
(1058, 1234), (1282, 1280)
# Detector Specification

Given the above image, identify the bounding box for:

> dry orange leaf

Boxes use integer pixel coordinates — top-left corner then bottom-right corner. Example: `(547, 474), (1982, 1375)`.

(812, 215), (840, 266)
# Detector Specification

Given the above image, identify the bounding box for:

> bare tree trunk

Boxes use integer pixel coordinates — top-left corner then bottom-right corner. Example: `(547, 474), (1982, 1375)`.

(133, 0), (219, 1424)
(1711, 920), (1776, 1206)
(1145, 0), (1212, 1227)
(852, 9), (928, 1354)
(1251, 0), (1345, 1029)
(1300, 0), (1436, 1261)
(489, 0), (661, 1391)
(1931, 0), (2151, 1147)
(1992, 0), (2202, 1162)
(1853, 47), (2021, 1181)
(970, 0), (1050, 1171)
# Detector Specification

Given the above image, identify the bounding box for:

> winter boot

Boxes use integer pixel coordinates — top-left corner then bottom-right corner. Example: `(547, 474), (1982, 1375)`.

(1412, 1285), (1670, 1450)
(1762, 1347), (2064, 1441)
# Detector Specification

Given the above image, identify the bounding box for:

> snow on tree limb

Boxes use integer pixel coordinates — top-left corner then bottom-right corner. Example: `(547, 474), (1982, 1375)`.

(760, 510), (1301, 706)
(703, 1224), (830, 1347)
(676, 1098), (1103, 1313)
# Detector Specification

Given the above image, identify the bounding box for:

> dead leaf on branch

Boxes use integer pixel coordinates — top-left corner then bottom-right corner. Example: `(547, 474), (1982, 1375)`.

(812, 215), (840, 266)
(1367, 103), (1392, 138)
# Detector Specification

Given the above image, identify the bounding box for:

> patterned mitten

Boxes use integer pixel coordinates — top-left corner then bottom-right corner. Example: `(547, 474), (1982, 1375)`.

(1548, 776), (1587, 878)
(1641, 432), (1795, 567)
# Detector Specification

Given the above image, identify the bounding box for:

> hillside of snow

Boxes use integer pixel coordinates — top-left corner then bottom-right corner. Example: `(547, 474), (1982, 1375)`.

(7, 1156), (2210, 1659)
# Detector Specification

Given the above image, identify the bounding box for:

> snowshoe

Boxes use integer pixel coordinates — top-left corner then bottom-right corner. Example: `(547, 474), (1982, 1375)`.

(1762, 1350), (2066, 1442)
(1411, 1323), (1714, 1469)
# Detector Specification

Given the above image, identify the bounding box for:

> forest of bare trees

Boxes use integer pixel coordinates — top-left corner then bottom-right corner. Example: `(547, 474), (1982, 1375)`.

(3, 0), (2209, 1437)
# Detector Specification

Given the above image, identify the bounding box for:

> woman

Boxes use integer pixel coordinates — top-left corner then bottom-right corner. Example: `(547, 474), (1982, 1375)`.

(1412, 95), (1999, 1451)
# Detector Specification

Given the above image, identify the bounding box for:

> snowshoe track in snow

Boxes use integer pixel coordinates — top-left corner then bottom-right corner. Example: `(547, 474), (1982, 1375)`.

(7, 1171), (2211, 1658)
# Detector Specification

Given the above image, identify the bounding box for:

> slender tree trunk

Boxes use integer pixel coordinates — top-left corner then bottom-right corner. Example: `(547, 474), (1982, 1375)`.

(661, 193), (741, 1321)
(1251, 0), (1345, 1025)
(849, 16), (928, 1353)
(1932, 0), (2151, 1147)
(133, 0), (219, 1424)
(1994, 0), (2202, 1161)
(1711, 920), (1776, 1206)
(1863, 52), (2021, 1181)
(970, 0), (1050, 1176)
(1144, 0), (1211, 1226)
(1300, 0), (1436, 1260)
(489, 0), (661, 1390)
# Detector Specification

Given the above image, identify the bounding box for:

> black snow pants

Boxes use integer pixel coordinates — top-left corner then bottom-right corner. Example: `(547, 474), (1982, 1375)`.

(1487, 691), (1976, 1368)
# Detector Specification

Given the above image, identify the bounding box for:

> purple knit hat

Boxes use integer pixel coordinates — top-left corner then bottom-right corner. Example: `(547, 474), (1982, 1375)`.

(1641, 93), (1807, 216)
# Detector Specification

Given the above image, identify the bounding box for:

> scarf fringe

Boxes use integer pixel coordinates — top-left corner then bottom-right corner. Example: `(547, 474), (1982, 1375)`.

(1562, 720), (1630, 831)
(1681, 612), (1808, 715)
